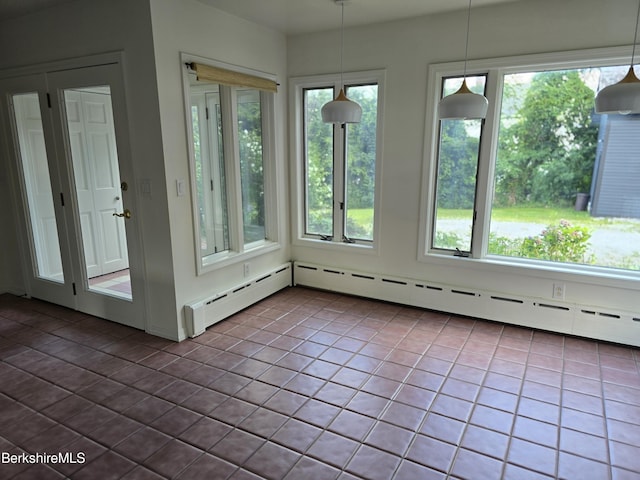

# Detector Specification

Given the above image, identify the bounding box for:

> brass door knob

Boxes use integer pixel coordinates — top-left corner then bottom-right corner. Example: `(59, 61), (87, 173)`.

(113, 209), (131, 219)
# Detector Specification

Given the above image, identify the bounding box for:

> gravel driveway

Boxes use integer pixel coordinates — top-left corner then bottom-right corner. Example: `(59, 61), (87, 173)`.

(437, 219), (640, 267)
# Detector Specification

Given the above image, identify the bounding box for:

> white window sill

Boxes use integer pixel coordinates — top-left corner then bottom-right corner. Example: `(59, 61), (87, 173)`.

(293, 237), (379, 256)
(199, 240), (281, 275)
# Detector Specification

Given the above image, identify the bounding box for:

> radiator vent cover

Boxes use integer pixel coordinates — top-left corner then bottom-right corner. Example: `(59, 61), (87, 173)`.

(184, 263), (292, 338)
(292, 261), (640, 347)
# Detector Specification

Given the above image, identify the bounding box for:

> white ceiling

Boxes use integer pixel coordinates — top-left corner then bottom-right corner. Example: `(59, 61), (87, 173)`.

(196, 0), (523, 35)
(0, 0), (523, 33)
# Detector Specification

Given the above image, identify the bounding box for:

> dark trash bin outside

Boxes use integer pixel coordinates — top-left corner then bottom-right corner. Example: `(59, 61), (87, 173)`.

(575, 193), (590, 211)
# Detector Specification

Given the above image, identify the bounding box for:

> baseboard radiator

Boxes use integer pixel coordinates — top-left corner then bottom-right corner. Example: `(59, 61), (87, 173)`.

(184, 263), (292, 338)
(293, 261), (640, 347)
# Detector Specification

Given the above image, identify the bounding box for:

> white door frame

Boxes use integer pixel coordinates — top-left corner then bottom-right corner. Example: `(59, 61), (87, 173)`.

(0, 54), (147, 330)
(0, 73), (76, 309)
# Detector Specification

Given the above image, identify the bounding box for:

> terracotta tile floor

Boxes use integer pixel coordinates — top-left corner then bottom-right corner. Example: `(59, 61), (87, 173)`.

(1, 287), (640, 479)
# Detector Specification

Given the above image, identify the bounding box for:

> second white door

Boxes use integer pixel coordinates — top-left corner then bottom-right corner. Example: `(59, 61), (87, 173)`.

(65, 88), (129, 278)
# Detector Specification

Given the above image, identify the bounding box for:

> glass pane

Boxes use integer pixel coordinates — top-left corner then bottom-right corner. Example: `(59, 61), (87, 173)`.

(208, 95), (229, 252)
(304, 87), (334, 237)
(344, 84), (377, 241)
(191, 103), (206, 251)
(191, 87), (229, 257)
(12, 93), (64, 282)
(63, 86), (131, 299)
(489, 66), (640, 271)
(432, 76), (486, 251)
(237, 89), (266, 244)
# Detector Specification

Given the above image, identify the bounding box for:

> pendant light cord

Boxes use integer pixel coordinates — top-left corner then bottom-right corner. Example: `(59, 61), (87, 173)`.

(463, 0), (472, 79)
(340, 1), (345, 90)
(632, 0), (640, 67)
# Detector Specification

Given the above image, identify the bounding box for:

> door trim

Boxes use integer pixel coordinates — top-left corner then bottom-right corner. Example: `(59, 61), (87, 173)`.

(1, 53), (148, 331)
(0, 51), (123, 80)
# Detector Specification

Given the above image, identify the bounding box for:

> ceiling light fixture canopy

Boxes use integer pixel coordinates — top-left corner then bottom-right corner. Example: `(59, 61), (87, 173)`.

(595, 0), (640, 115)
(438, 0), (488, 120)
(321, 0), (362, 124)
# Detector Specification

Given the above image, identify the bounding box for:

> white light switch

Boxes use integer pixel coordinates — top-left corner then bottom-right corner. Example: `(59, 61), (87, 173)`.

(140, 179), (152, 197)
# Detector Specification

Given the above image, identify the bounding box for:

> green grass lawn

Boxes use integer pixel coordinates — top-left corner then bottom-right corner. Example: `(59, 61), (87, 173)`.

(352, 206), (610, 225)
(347, 209), (374, 225)
(438, 206), (640, 230)
(438, 206), (588, 222)
(317, 206), (640, 233)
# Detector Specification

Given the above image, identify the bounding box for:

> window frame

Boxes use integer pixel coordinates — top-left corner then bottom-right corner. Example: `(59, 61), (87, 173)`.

(290, 70), (385, 254)
(182, 54), (280, 275)
(430, 74), (488, 255)
(190, 86), (229, 258)
(419, 46), (640, 284)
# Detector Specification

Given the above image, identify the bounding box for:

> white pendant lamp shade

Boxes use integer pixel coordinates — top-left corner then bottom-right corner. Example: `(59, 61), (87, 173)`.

(595, 0), (640, 115)
(595, 67), (640, 114)
(322, 88), (363, 123)
(438, 79), (489, 119)
(438, 0), (488, 120)
(322, 0), (362, 124)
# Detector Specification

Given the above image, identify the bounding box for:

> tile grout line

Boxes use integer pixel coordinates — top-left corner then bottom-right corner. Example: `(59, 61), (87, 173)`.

(2, 289), (640, 479)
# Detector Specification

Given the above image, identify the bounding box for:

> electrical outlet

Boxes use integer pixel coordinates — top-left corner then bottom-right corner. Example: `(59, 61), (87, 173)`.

(552, 283), (565, 300)
(243, 263), (250, 278)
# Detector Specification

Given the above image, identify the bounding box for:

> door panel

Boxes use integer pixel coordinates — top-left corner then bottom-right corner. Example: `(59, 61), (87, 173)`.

(1, 61), (146, 330)
(1, 75), (75, 309)
(12, 93), (66, 282)
(47, 64), (144, 327)
(65, 88), (128, 278)
(66, 105), (100, 278)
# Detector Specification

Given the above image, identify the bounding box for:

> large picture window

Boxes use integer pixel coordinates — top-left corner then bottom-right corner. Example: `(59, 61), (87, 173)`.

(293, 71), (384, 248)
(425, 51), (640, 274)
(184, 59), (278, 271)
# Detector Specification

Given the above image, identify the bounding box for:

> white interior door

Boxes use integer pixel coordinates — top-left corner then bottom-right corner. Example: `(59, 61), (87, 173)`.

(65, 88), (129, 278)
(48, 64), (145, 328)
(1, 60), (146, 330)
(12, 92), (66, 281)
(1, 74), (75, 309)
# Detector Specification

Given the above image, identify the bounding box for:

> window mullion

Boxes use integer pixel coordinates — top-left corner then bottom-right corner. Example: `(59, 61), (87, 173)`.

(195, 92), (215, 257)
(221, 86), (244, 252)
(260, 92), (275, 242)
(471, 70), (502, 259)
(333, 122), (346, 243)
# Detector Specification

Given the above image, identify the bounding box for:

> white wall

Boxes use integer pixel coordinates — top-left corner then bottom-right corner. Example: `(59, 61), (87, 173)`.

(288, 0), (640, 315)
(149, 0), (290, 340)
(0, 0), (290, 341)
(0, 147), (24, 295)
(0, 0), (179, 338)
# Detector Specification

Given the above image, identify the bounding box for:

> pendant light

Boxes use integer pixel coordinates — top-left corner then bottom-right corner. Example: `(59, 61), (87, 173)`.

(438, 0), (488, 120)
(595, 0), (640, 115)
(321, 0), (362, 124)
